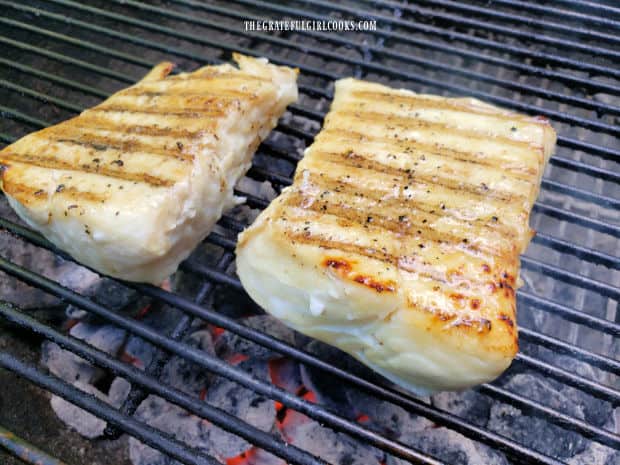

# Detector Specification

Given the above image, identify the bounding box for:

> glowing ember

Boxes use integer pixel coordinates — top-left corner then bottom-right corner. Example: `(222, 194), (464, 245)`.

(119, 351), (143, 369)
(211, 325), (226, 340)
(135, 303), (152, 320)
(226, 448), (255, 465)
(63, 318), (80, 331)
(227, 353), (250, 365)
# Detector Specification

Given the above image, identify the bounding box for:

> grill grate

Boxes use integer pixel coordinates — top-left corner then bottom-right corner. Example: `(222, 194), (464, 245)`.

(0, 1), (618, 464)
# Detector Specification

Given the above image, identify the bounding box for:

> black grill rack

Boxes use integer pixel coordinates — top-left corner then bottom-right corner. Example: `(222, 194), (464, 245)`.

(0, 1), (618, 464)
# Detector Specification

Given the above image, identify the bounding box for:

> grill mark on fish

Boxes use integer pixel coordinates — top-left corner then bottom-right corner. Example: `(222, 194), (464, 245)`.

(51, 137), (195, 163)
(121, 87), (258, 101)
(330, 109), (539, 150)
(1, 152), (174, 187)
(1, 180), (50, 205)
(72, 115), (212, 138)
(88, 107), (226, 119)
(285, 224), (509, 294)
(348, 91), (535, 123)
(311, 149), (526, 203)
(107, 96), (238, 113)
(165, 72), (271, 83)
(319, 129), (538, 179)
(284, 191), (513, 259)
(3, 179), (108, 204)
(296, 169), (523, 238)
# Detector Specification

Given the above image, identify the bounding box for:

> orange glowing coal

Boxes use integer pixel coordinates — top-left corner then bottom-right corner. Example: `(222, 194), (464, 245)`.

(226, 448), (256, 465)
(136, 303), (152, 319)
(119, 351), (143, 369)
(227, 353), (250, 365)
(211, 325), (226, 340)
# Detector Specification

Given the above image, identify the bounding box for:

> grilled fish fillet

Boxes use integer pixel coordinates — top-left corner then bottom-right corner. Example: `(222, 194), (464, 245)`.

(236, 79), (556, 394)
(0, 54), (298, 284)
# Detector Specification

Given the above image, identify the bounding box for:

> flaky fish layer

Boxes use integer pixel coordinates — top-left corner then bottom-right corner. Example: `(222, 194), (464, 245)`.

(1, 54), (298, 283)
(237, 78), (555, 394)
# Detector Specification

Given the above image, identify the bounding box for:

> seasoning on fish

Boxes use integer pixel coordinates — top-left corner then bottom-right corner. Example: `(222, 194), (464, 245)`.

(0, 54), (298, 284)
(236, 78), (556, 394)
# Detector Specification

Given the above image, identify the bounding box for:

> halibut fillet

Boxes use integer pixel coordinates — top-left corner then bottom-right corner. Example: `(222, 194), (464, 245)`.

(0, 54), (298, 284)
(236, 78), (555, 394)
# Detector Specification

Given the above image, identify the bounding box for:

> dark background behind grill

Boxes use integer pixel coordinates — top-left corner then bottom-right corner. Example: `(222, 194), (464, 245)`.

(0, 1), (618, 464)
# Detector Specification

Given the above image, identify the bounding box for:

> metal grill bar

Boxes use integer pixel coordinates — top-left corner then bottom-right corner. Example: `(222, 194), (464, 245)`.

(104, 252), (235, 439)
(518, 328), (620, 375)
(4, 1), (620, 161)
(1, 1), (618, 464)
(9, 0), (618, 133)
(0, 256), (448, 465)
(181, 0), (620, 96)
(0, 66), (617, 188)
(51, 0), (620, 136)
(110, 0), (620, 117)
(0, 424), (66, 465)
(454, 0), (620, 29)
(0, 259), (568, 465)
(517, 292), (620, 338)
(3, 85), (619, 246)
(546, 0), (620, 16)
(1, 216), (618, 455)
(349, 0), (620, 58)
(0, 354), (221, 465)
(380, 0), (620, 41)
(2, 108), (618, 314)
(0, 302), (328, 465)
(531, 232), (620, 270)
(520, 257), (620, 301)
(254, 0), (620, 74)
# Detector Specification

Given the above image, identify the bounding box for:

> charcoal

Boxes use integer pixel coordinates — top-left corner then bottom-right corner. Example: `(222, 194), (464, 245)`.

(431, 390), (491, 428)
(123, 334), (156, 370)
(566, 438), (620, 465)
(42, 323), (126, 384)
(160, 329), (215, 395)
(268, 357), (303, 394)
(346, 388), (432, 439)
(300, 361), (353, 417)
(550, 356), (614, 427)
(488, 373), (588, 460)
(236, 178), (278, 201)
(284, 419), (384, 465)
(51, 377), (130, 439)
(211, 283), (260, 319)
(402, 427), (510, 465)
(215, 315), (296, 361)
(203, 359), (276, 457)
(129, 395), (212, 465)
(130, 358), (276, 465)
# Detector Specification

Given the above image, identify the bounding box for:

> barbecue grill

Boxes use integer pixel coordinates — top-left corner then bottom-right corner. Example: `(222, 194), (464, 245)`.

(0, 1), (618, 464)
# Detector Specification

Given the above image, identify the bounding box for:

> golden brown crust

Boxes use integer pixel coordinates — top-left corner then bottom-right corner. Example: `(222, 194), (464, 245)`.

(239, 77), (556, 368)
(0, 60), (276, 208)
(1, 55), (299, 284)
